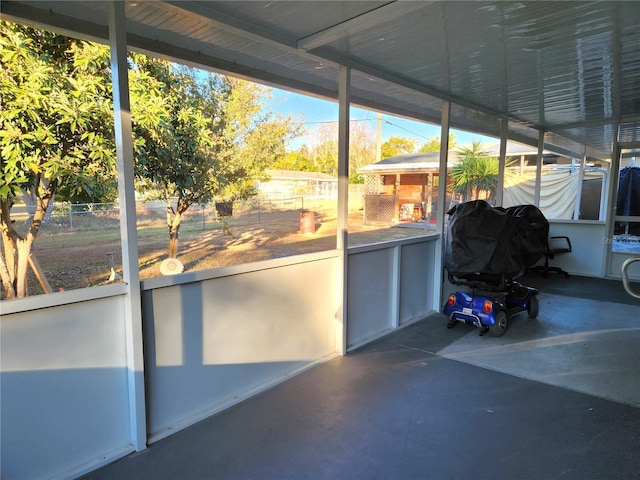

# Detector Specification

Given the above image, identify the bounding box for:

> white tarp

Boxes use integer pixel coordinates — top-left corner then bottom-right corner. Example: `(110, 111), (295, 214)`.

(504, 168), (604, 220)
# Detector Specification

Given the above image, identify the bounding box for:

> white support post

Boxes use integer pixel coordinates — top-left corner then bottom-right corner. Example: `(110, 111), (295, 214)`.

(599, 167), (609, 222)
(433, 101), (451, 311)
(603, 124), (620, 277)
(534, 130), (544, 207)
(436, 102), (451, 231)
(496, 118), (508, 207)
(391, 246), (401, 329)
(573, 150), (587, 220)
(108, 1), (147, 451)
(337, 66), (350, 355)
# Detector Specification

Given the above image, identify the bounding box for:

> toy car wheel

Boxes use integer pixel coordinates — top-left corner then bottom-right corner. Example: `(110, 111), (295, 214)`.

(527, 295), (539, 319)
(489, 310), (508, 337)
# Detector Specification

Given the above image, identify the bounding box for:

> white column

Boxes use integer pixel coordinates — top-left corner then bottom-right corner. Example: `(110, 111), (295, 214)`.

(436, 101), (451, 229)
(108, 1), (147, 451)
(433, 101), (451, 311)
(603, 124), (620, 277)
(573, 150), (586, 220)
(337, 66), (350, 355)
(599, 167), (609, 222)
(496, 118), (508, 207)
(534, 130), (544, 207)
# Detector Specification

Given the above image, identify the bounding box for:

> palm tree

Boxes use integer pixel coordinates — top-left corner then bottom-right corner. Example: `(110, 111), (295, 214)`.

(449, 141), (499, 203)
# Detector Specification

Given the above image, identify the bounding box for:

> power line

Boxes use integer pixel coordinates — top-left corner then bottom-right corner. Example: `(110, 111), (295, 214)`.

(383, 119), (431, 140)
(303, 118), (371, 125)
(303, 117), (433, 141)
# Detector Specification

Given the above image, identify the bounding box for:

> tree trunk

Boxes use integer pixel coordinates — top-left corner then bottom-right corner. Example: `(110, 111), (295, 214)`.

(166, 197), (191, 259)
(166, 207), (182, 259)
(0, 251), (15, 299)
(0, 182), (53, 298)
(168, 224), (180, 258)
(0, 201), (18, 298)
(15, 238), (32, 298)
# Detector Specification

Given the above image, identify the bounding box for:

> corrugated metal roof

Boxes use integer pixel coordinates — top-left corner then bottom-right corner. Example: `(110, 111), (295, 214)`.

(358, 141), (553, 173)
(358, 152), (444, 173)
(4, 0), (640, 159)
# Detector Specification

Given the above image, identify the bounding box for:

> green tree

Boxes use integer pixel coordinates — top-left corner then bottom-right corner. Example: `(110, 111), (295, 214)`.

(381, 136), (416, 158)
(271, 146), (315, 172)
(0, 21), (115, 298)
(419, 134), (456, 153)
(348, 120), (376, 184)
(0, 20), (304, 296)
(130, 62), (303, 259)
(303, 119), (376, 182)
(308, 123), (338, 176)
(449, 141), (499, 202)
(219, 77), (303, 200)
(129, 57), (228, 259)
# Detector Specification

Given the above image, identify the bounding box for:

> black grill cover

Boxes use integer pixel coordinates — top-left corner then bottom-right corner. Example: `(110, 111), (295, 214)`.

(445, 200), (549, 278)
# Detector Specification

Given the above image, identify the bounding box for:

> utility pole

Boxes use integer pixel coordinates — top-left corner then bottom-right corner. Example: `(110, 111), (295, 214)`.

(376, 112), (382, 161)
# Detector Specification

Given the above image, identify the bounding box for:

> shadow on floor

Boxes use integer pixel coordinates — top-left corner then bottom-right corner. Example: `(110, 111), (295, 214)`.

(520, 271), (640, 306)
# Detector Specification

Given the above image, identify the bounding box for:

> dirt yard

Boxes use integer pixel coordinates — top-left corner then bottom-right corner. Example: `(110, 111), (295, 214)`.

(20, 205), (430, 295)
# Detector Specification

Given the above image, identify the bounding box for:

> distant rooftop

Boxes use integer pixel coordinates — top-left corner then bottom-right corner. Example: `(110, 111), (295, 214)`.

(358, 142), (559, 174)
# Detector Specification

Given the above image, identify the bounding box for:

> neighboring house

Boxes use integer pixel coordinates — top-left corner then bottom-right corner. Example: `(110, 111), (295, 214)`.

(255, 169), (337, 199)
(357, 151), (449, 225)
(357, 142), (604, 225)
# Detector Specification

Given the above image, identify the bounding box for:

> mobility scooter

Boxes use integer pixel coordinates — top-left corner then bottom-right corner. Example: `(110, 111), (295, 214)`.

(442, 201), (549, 337)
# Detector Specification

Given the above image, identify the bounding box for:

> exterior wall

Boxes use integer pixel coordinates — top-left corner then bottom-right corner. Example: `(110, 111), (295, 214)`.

(399, 240), (436, 324)
(1, 295), (133, 480)
(141, 254), (341, 442)
(382, 173), (430, 205)
(399, 174), (427, 205)
(346, 235), (439, 349)
(544, 221), (608, 276)
(368, 173), (441, 224)
(609, 251), (640, 280)
(528, 220), (640, 280)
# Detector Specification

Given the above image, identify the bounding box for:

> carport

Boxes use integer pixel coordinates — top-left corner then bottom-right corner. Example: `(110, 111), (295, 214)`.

(2, 2), (640, 479)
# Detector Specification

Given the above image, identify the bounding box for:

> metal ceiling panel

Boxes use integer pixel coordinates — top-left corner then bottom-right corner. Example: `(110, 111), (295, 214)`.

(619, 122), (640, 145)
(349, 70), (444, 126)
(122, 1), (343, 96)
(3, 0), (640, 159)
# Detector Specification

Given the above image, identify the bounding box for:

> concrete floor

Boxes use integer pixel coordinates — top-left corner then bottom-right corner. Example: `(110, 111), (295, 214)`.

(85, 274), (640, 480)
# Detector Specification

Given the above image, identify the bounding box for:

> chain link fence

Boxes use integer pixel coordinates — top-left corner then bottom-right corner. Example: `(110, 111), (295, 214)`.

(9, 195), (346, 235)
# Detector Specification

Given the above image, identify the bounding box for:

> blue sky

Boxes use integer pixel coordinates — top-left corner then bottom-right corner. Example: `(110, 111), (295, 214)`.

(268, 87), (495, 151)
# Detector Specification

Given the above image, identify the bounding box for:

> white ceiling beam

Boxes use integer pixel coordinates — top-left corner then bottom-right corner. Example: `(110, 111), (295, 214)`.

(165, 1), (297, 49)
(297, 1), (428, 52)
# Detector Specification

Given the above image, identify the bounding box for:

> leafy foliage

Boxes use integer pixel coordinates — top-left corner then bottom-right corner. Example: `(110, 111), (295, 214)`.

(449, 141), (499, 202)
(381, 136), (417, 158)
(290, 120), (376, 183)
(0, 21), (115, 297)
(219, 77), (303, 199)
(1, 20), (304, 295)
(419, 134), (457, 153)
